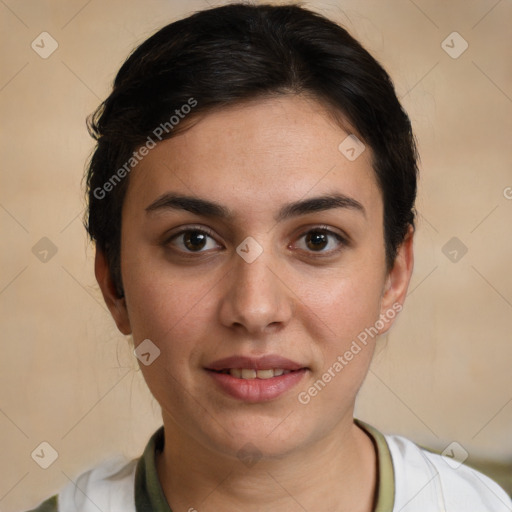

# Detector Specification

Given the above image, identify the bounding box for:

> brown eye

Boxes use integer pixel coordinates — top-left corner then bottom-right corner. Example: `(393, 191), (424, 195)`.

(294, 227), (346, 255)
(166, 228), (220, 253)
(305, 231), (328, 251)
(183, 231), (208, 251)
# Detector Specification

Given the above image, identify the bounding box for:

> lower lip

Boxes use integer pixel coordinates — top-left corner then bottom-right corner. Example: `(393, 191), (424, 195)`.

(206, 369), (307, 402)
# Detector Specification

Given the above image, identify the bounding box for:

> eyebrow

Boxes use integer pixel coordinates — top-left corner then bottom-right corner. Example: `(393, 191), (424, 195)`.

(145, 193), (365, 221)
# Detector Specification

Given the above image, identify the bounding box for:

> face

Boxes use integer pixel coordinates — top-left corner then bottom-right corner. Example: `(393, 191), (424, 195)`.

(97, 95), (413, 459)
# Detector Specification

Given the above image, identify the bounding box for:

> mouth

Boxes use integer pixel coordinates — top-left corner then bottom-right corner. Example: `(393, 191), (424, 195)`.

(209, 367), (299, 379)
(205, 355), (308, 402)
(206, 354), (306, 373)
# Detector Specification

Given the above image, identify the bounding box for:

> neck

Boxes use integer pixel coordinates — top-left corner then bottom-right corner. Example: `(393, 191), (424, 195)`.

(156, 414), (377, 512)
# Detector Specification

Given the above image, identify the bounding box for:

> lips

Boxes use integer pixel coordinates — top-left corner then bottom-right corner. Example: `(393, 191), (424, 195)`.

(205, 355), (308, 402)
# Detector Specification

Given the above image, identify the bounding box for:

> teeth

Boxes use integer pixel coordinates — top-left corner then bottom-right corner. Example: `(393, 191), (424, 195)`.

(255, 369), (274, 379)
(227, 368), (292, 379)
(241, 369), (257, 379)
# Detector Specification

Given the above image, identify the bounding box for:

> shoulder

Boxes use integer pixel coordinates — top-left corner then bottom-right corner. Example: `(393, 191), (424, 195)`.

(28, 457), (138, 512)
(26, 495), (58, 512)
(385, 433), (512, 512)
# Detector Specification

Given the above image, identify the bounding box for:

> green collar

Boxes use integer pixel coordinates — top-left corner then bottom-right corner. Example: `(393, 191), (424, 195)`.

(135, 421), (395, 511)
(135, 427), (171, 511)
(355, 419), (395, 512)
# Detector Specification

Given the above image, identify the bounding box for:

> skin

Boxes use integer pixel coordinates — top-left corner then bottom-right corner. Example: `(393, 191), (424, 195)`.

(96, 94), (414, 512)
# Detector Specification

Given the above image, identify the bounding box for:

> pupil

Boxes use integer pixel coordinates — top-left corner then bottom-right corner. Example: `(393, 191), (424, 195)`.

(184, 231), (207, 251)
(306, 231), (327, 251)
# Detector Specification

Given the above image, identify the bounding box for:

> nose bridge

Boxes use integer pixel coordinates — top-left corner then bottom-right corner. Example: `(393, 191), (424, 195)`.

(219, 245), (292, 333)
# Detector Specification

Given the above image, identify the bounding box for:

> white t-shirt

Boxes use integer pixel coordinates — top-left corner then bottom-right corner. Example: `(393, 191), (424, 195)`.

(387, 434), (511, 511)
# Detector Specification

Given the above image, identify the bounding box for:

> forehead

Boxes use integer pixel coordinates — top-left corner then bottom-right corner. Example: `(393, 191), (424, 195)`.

(124, 95), (382, 224)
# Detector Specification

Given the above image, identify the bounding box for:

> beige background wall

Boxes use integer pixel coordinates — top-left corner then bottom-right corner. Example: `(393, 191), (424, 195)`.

(1, 0), (511, 509)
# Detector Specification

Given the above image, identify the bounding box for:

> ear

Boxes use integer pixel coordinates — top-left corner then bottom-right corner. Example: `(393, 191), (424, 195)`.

(378, 224), (414, 335)
(95, 248), (132, 335)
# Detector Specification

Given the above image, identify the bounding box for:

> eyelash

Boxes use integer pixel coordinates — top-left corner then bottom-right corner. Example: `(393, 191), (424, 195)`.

(164, 224), (348, 258)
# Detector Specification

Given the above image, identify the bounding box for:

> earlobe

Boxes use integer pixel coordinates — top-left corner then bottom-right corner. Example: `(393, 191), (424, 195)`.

(94, 248), (132, 335)
(379, 225), (415, 333)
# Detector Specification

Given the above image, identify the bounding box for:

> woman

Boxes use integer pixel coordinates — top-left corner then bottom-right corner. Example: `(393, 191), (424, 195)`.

(29, 3), (512, 511)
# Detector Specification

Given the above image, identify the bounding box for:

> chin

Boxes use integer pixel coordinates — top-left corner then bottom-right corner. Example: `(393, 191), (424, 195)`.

(202, 415), (310, 461)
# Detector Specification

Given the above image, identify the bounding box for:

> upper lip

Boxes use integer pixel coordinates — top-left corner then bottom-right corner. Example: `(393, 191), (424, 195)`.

(206, 355), (306, 371)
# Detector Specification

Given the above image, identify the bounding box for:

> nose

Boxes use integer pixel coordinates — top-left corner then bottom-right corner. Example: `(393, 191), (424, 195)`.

(218, 248), (294, 335)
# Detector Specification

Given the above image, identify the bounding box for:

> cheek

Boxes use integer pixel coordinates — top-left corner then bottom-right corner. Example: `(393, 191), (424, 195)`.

(292, 272), (382, 418)
(293, 263), (384, 344)
(124, 272), (214, 347)
(122, 268), (217, 407)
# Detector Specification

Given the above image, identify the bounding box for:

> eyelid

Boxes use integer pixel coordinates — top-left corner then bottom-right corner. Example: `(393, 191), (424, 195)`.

(296, 224), (349, 242)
